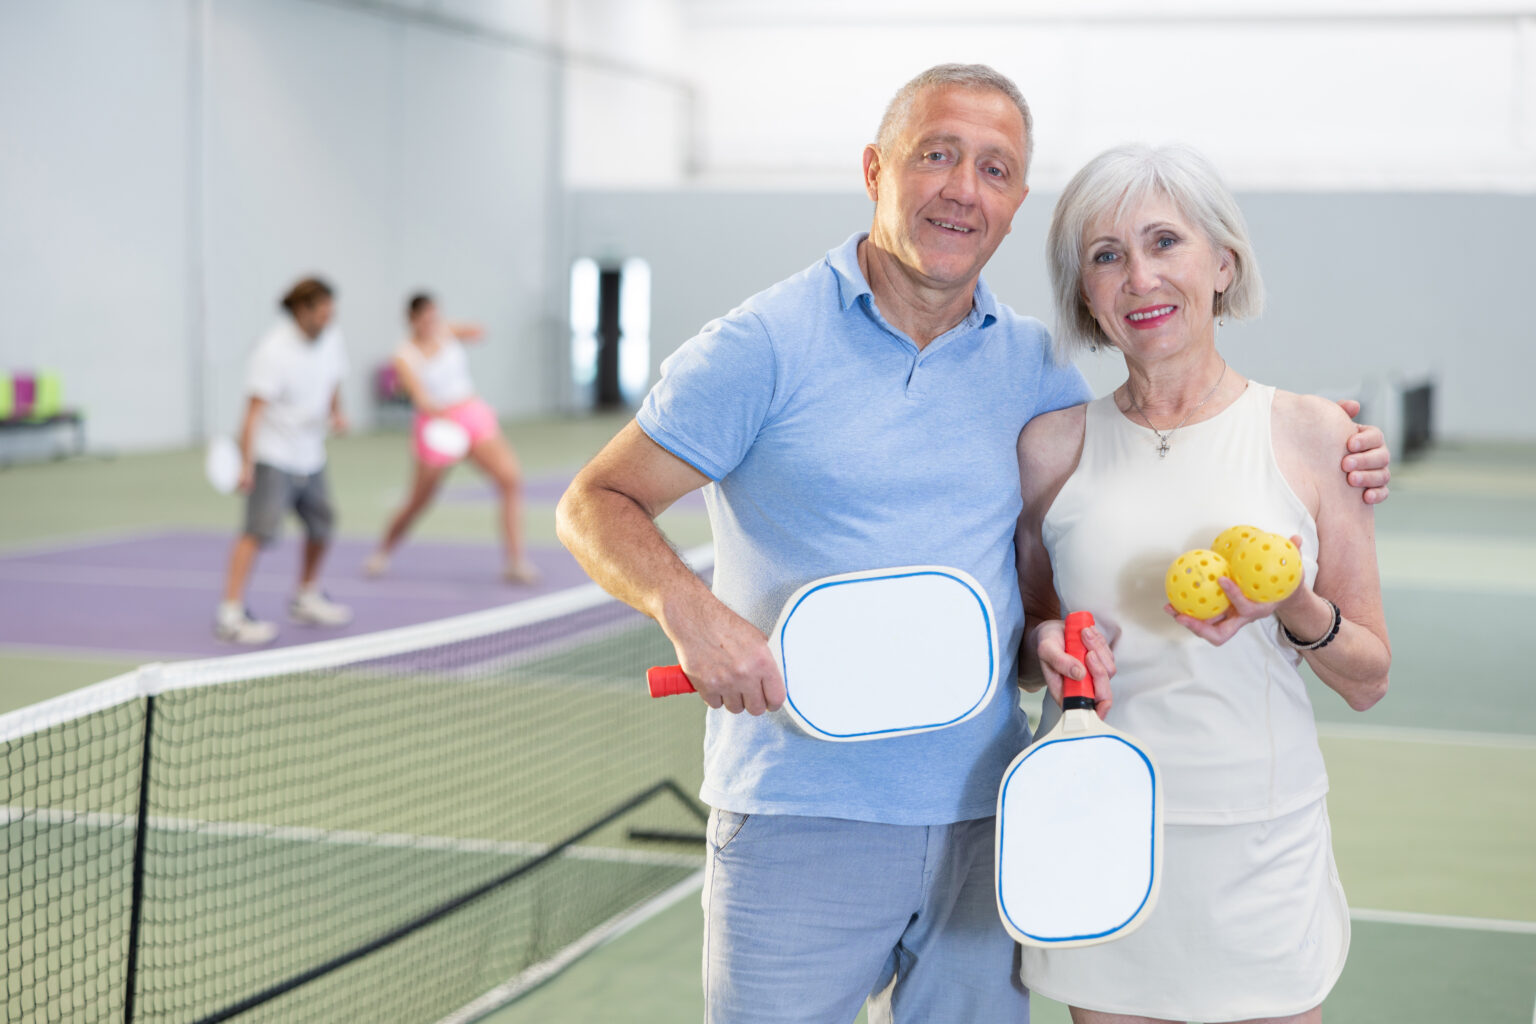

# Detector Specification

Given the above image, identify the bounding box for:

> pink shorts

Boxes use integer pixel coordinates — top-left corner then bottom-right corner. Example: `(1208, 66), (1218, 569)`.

(412, 397), (498, 467)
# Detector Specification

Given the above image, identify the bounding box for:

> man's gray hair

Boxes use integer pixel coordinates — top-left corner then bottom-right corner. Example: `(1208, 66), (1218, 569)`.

(875, 64), (1035, 177)
(1046, 143), (1266, 361)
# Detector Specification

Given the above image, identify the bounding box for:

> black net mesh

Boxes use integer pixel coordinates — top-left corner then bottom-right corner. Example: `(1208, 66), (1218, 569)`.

(3, 594), (706, 1024)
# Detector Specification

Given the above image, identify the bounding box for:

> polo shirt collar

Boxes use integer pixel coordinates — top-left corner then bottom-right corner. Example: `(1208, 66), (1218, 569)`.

(829, 232), (998, 330)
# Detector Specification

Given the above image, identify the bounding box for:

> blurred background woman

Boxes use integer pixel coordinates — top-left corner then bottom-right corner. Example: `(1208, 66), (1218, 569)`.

(366, 293), (539, 584)
(1015, 144), (1391, 1024)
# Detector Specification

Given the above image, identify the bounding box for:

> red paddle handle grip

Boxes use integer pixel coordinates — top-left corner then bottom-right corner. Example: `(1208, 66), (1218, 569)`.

(1061, 611), (1096, 703)
(647, 665), (696, 698)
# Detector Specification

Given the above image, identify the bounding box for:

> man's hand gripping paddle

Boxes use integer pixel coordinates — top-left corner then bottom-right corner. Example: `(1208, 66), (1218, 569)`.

(647, 566), (998, 742)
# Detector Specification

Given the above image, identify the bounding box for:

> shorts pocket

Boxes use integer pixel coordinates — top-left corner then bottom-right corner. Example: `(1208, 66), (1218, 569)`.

(709, 809), (752, 854)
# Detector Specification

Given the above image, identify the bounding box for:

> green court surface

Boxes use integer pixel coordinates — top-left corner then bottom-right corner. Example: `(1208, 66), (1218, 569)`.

(2, 424), (1532, 1022)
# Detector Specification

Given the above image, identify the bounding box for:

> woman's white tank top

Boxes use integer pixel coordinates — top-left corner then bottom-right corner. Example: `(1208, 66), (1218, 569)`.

(1040, 382), (1327, 824)
(397, 336), (475, 408)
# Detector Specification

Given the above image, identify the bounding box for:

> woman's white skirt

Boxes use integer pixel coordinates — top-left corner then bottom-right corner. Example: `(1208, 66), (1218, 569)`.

(1019, 797), (1350, 1022)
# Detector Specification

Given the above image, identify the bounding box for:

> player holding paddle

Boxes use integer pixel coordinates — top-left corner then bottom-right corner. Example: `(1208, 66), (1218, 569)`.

(365, 293), (539, 584)
(1015, 144), (1391, 1023)
(215, 277), (353, 644)
(560, 66), (1391, 1024)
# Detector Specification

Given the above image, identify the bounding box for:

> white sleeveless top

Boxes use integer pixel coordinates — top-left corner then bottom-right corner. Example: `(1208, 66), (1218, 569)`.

(1040, 382), (1327, 824)
(396, 336), (474, 408)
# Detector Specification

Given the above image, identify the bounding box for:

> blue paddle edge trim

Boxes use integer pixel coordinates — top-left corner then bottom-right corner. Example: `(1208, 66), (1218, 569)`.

(996, 733), (1159, 943)
(779, 569), (996, 740)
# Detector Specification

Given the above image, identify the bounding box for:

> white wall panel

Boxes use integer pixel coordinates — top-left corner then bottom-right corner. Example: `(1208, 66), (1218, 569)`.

(0, 0), (192, 450)
(394, 23), (555, 417)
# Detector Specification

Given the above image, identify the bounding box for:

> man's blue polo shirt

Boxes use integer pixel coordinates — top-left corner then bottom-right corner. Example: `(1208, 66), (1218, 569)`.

(637, 232), (1091, 824)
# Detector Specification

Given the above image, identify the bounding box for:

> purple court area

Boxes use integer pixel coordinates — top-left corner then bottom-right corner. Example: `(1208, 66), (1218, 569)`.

(0, 530), (598, 660)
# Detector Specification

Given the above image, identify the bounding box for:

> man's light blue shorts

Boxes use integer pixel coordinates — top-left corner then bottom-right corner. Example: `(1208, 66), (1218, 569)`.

(701, 811), (1027, 1023)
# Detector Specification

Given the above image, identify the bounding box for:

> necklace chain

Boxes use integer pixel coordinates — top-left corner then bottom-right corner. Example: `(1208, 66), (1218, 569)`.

(1126, 360), (1228, 458)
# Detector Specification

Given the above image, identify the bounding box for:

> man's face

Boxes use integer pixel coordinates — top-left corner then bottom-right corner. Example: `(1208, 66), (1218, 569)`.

(864, 85), (1030, 292)
(295, 298), (334, 340)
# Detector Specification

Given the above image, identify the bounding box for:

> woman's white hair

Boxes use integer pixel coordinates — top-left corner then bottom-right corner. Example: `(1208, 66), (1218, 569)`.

(1046, 143), (1264, 362)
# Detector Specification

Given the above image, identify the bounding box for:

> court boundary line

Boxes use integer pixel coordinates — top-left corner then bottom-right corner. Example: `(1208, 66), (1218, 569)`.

(1349, 907), (1536, 935)
(1317, 721), (1536, 750)
(434, 870), (706, 1024)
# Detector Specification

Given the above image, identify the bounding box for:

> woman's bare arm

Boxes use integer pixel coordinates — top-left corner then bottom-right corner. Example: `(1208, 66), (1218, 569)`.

(392, 353), (438, 416)
(1176, 392), (1390, 710)
(1276, 393), (1391, 709)
(1015, 405), (1116, 714)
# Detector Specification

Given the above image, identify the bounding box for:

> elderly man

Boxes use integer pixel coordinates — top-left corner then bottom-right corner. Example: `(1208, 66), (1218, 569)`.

(557, 64), (1390, 1023)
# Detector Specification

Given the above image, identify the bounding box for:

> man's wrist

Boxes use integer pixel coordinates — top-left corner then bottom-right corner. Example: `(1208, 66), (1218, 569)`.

(655, 577), (718, 642)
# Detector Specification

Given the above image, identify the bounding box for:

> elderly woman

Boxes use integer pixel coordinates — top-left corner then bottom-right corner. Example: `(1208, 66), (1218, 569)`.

(1014, 144), (1391, 1024)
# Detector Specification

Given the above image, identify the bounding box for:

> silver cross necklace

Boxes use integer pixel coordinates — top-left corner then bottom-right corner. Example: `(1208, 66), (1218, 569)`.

(1125, 360), (1228, 458)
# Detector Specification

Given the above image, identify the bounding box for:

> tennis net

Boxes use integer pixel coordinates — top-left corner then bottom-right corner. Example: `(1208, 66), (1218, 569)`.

(2, 549), (712, 1024)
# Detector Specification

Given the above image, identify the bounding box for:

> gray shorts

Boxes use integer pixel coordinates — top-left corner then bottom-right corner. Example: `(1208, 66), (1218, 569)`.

(243, 463), (335, 546)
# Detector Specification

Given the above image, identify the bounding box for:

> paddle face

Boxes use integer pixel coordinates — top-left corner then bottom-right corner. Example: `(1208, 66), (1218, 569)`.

(205, 435), (241, 495)
(421, 416), (471, 461)
(647, 566), (998, 743)
(995, 612), (1162, 947)
(774, 566), (997, 741)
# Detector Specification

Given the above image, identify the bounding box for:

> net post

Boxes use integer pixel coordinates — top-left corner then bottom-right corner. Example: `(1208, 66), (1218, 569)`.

(123, 668), (160, 1024)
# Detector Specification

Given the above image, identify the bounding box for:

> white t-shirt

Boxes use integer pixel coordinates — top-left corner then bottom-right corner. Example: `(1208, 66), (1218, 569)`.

(246, 319), (347, 475)
(395, 336), (475, 409)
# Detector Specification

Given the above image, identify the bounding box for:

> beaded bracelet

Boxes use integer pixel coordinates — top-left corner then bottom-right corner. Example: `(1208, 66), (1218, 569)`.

(1281, 599), (1342, 651)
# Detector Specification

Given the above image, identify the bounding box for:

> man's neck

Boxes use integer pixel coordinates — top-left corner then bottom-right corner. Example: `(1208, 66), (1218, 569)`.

(858, 238), (977, 350)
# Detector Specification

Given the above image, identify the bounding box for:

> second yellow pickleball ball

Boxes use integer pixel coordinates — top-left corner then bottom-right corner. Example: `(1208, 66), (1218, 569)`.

(1228, 533), (1302, 603)
(1165, 549), (1231, 619)
(1211, 524), (1261, 560)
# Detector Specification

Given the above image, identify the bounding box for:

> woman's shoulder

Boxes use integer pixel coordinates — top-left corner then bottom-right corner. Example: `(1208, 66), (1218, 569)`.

(1271, 388), (1354, 456)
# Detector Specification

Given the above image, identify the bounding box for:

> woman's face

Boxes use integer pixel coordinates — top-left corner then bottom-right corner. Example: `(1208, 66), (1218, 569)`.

(1079, 192), (1233, 361)
(411, 302), (440, 336)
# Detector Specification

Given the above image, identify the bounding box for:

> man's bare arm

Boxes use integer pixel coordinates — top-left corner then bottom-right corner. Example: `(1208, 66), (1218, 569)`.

(236, 396), (266, 492)
(556, 421), (785, 715)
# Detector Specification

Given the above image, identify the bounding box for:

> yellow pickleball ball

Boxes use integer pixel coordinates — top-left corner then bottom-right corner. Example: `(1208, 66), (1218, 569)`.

(1227, 532), (1302, 604)
(1211, 524), (1262, 560)
(1165, 549), (1231, 620)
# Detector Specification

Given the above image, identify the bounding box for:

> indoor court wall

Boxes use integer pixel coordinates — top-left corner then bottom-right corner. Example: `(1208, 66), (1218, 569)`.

(0, 0), (195, 452)
(567, 188), (1533, 441)
(0, 0), (640, 453)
